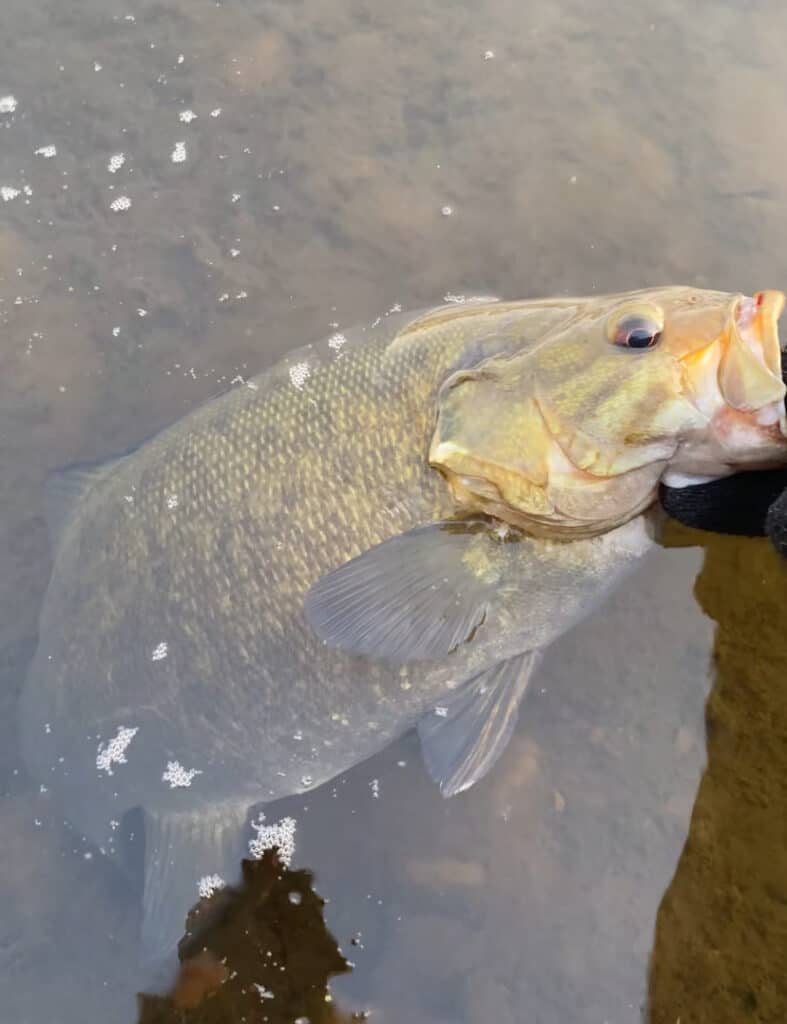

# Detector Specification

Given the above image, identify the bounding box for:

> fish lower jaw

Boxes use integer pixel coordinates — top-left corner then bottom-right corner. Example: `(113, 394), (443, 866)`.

(661, 469), (723, 488)
(693, 401), (787, 468)
(663, 436), (778, 483)
(756, 400), (787, 433)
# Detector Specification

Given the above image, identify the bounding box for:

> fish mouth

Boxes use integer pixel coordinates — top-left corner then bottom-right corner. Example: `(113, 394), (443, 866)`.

(672, 290), (787, 483)
(718, 289), (786, 428)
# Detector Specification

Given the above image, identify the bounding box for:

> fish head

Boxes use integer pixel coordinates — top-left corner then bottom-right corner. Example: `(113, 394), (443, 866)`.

(429, 286), (787, 537)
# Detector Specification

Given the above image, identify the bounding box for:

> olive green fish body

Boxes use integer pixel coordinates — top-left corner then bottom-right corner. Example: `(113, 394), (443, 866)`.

(21, 302), (579, 824)
(19, 288), (787, 963)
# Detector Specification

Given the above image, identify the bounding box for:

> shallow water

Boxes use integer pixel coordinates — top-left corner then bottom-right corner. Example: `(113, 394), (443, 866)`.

(2, 0), (787, 1020)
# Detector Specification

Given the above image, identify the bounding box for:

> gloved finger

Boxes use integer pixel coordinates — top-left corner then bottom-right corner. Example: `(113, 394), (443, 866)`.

(766, 485), (787, 557)
(659, 469), (787, 538)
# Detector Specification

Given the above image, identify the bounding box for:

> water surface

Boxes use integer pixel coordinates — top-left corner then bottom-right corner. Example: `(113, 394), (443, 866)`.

(2, 0), (787, 1020)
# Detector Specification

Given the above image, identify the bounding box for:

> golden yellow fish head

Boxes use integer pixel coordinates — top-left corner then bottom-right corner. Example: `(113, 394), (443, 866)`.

(429, 286), (787, 537)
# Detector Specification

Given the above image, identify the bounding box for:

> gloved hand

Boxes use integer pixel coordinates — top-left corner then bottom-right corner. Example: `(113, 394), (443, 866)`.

(768, 484), (787, 555)
(659, 469), (787, 557)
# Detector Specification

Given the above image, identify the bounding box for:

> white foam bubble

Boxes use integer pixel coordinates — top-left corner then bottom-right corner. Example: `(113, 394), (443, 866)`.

(107, 152), (125, 173)
(198, 873), (226, 898)
(248, 813), (296, 865)
(288, 361), (310, 390)
(162, 760), (203, 788)
(96, 725), (139, 775)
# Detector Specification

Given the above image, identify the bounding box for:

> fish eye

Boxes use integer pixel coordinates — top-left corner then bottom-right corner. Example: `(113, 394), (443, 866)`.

(607, 307), (664, 351)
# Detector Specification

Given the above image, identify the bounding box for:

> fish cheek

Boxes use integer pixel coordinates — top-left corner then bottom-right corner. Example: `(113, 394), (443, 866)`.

(541, 350), (686, 468)
(429, 363), (552, 516)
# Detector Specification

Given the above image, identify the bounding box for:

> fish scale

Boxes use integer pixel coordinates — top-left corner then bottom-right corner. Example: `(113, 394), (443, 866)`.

(23, 311), (464, 812)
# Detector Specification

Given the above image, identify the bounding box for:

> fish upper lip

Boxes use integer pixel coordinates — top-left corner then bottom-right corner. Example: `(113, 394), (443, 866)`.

(733, 290), (785, 378)
(717, 290), (787, 416)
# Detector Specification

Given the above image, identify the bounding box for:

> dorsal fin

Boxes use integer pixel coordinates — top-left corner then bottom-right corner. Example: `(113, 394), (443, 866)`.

(44, 455), (125, 551)
(395, 296), (502, 340)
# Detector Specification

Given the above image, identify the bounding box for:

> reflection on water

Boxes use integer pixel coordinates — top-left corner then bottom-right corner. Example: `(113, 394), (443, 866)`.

(649, 524), (787, 1024)
(2, 0), (787, 1019)
(138, 849), (358, 1023)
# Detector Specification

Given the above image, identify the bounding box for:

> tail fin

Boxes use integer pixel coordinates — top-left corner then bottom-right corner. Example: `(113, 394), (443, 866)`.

(140, 801), (251, 970)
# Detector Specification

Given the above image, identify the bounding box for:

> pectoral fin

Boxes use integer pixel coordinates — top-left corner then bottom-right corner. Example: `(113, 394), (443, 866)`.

(418, 650), (540, 797)
(303, 521), (504, 662)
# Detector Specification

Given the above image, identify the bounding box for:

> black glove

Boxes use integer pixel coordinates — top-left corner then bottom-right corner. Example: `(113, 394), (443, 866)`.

(767, 484), (787, 555)
(659, 470), (787, 556)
